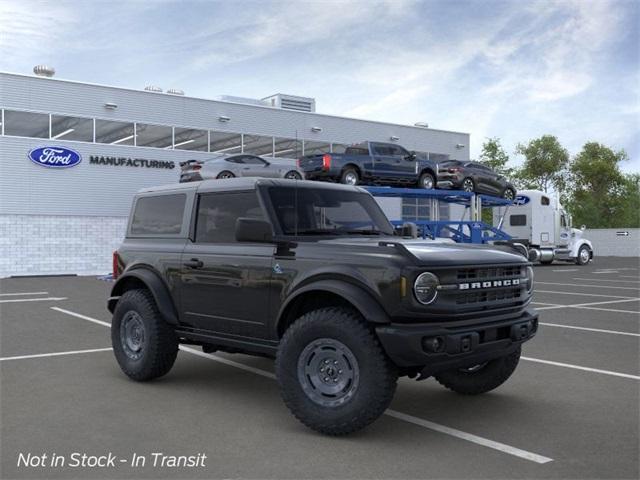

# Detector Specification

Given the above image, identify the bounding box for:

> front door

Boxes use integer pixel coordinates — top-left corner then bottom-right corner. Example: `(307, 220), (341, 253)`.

(179, 190), (274, 339)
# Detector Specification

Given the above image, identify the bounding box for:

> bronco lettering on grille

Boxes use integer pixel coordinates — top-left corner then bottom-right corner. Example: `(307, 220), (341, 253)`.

(459, 279), (520, 290)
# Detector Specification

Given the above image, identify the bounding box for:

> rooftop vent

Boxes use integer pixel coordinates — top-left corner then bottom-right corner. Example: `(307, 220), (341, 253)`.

(216, 95), (269, 107)
(33, 65), (55, 77)
(166, 88), (185, 95)
(262, 94), (316, 113)
(144, 85), (163, 93)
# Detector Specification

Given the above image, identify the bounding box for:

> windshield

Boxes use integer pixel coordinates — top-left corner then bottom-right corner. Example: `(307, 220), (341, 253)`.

(266, 186), (394, 236)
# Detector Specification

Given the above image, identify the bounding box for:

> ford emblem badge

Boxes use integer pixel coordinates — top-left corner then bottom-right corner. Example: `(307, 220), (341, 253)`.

(28, 146), (82, 168)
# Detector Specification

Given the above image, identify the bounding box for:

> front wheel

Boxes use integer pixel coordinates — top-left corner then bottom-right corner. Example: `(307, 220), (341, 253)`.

(418, 172), (435, 189)
(216, 171), (235, 179)
(276, 307), (398, 435)
(111, 289), (178, 381)
(434, 348), (521, 395)
(576, 245), (591, 265)
(461, 177), (475, 192)
(503, 187), (516, 200)
(284, 170), (303, 180)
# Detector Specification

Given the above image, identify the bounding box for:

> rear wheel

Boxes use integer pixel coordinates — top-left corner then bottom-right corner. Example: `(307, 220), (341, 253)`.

(111, 289), (178, 381)
(418, 172), (435, 189)
(284, 170), (302, 180)
(276, 307), (398, 435)
(434, 348), (521, 395)
(576, 245), (591, 265)
(340, 168), (359, 186)
(216, 171), (235, 179)
(461, 177), (475, 192)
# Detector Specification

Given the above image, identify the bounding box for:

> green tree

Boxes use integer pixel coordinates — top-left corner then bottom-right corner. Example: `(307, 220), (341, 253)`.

(479, 137), (514, 177)
(515, 135), (569, 193)
(566, 142), (638, 228)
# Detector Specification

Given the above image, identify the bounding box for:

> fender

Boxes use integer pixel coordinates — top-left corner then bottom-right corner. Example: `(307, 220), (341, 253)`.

(277, 279), (391, 333)
(570, 239), (593, 258)
(108, 268), (179, 325)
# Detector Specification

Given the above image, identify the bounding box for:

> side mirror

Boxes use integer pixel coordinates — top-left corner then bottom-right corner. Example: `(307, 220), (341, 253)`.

(236, 218), (273, 243)
(398, 222), (418, 238)
(406, 151), (416, 161)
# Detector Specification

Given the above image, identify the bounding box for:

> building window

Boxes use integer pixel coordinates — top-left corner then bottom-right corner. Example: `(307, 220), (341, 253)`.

(136, 123), (173, 149)
(402, 199), (431, 221)
(274, 137), (302, 158)
(510, 214), (527, 226)
(210, 131), (242, 154)
(130, 194), (186, 235)
(243, 134), (274, 156)
(173, 127), (208, 151)
(3, 110), (49, 138)
(303, 140), (331, 156)
(95, 119), (135, 145)
(51, 114), (93, 142)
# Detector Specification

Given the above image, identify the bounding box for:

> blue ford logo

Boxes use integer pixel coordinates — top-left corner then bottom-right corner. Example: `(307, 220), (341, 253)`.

(28, 146), (82, 168)
(513, 195), (530, 206)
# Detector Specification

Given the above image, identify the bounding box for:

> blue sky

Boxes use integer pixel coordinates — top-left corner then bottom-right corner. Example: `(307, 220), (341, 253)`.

(1, 0), (638, 172)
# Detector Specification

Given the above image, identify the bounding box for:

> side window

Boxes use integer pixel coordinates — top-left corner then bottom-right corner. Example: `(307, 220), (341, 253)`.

(541, 196), (550, 206)
(372, 144), (390, 155)
(388, 145), (409, 157)
(510, 215), (527, 226)
(195, 192), (264, 243)
(130, 194), (186, 235)
(561, 215), (567, 227)
(241, 156), (267, 165)
(226, 156), (243, 164)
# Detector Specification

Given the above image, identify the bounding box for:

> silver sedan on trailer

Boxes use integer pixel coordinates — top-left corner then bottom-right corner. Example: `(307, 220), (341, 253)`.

(180, 154), (304, 183)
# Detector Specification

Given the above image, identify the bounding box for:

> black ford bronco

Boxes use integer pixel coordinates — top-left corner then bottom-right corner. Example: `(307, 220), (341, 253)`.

(108, 178), (538, 435)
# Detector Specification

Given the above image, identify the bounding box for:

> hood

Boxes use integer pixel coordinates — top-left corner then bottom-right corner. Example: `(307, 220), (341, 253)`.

(318, 237), (527, 266)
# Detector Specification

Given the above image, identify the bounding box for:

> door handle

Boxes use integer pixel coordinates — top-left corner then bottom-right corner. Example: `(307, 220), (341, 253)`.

(184, 258), (203, 268)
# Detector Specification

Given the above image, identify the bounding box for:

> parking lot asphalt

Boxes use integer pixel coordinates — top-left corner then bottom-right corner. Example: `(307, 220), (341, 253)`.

(1, 257), (638, 479)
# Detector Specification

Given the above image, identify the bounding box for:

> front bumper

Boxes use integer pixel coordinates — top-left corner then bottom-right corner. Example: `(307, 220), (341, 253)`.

(376, 309), (538, 374)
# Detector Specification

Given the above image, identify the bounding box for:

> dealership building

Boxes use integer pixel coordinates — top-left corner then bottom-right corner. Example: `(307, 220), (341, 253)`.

(0, 70), (470, 277)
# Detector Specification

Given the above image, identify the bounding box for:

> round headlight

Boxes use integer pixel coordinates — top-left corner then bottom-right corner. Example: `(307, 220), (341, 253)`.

(526, 266), (534, 293)
(414, 272), (439, 305)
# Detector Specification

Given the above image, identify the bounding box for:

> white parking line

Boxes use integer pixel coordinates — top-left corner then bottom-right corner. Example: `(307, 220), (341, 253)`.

(539, 322), (639, 337)
(536, 282), (640, 291)
(0, 347), (112, 362)
(49, 309), (554, 464)
(574, 306), (640, 315)
(0, 291), (49, 296)
(522, 357), (640, 381)
(534, 298), (640, 311)
(0, 297), (67, 304)
(552, 269), (579, 272)
(572, 278), (640, 284)
(535, 290), (637, 299)
(620, 275), (640, 279)
(593, 271), (619, 274)
(51, 307), (111, 327)
(384, 410), (553, 464)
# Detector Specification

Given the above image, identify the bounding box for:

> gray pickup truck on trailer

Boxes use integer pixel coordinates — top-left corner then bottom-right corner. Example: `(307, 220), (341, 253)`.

(108, 178), (538, 435)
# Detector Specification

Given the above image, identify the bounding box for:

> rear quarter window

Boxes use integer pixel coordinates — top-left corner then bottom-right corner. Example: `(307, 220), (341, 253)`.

(130, 194), (186, 235)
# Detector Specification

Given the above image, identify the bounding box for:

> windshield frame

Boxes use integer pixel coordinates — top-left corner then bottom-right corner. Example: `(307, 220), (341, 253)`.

(258, 185), (395, 239)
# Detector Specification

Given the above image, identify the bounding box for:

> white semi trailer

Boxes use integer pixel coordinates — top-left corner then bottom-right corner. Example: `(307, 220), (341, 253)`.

(493, 190), (593, 265)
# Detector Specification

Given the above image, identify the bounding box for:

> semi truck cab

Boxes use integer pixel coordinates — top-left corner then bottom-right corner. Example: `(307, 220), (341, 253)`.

(494, 189), (593, 265)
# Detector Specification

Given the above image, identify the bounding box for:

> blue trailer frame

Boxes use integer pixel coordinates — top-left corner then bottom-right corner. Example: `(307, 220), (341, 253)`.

(364, 186), (513, 244)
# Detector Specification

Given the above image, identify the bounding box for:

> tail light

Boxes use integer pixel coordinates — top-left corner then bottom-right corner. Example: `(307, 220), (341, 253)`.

(296, 158), (301, 167)
(322, 154), (332, 171)
(192, 164), (202, 171)
(112, 251), (122, 280)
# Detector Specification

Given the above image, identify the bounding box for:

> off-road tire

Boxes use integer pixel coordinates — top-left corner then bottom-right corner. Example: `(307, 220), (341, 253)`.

(339, 168), (359, 186)
(216, 171), (235, 179)
(418, 172), (435, 189)
(575, 245), (591, 265)
(276, 307), (398, 435)
(434, 347), (521, 395)
(111, 289), (178, 381)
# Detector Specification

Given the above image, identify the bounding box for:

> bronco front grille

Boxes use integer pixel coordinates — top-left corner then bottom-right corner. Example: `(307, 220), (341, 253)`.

(457, 265), (522, 280)
(456, 287), (522, 305)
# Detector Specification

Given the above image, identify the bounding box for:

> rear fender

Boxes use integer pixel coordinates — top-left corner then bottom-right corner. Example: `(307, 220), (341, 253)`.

(108, 268), (179, 325)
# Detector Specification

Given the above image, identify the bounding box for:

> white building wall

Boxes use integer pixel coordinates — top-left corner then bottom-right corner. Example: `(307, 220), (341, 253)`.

(584, 228), (640, 258)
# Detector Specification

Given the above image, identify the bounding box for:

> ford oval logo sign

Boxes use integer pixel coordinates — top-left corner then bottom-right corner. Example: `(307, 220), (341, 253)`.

(513, 195), (530, 206)
(28, 147), (82, 168)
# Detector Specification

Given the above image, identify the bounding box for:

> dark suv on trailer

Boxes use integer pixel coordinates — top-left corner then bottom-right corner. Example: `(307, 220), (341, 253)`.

(108, 178), (538, 435)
